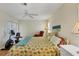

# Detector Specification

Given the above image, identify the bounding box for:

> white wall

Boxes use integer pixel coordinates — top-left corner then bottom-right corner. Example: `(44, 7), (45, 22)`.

(53, 4), (79, 45)
(0, 10), (52, 49)
(0, 10), (18, 49)
(19, 20), (46, 37)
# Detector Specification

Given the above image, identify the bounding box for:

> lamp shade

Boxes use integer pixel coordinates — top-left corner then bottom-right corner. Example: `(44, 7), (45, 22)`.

(72, 21), (79, 34)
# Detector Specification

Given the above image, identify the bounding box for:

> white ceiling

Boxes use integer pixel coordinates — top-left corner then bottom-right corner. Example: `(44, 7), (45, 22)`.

(0, 3), (63, 20)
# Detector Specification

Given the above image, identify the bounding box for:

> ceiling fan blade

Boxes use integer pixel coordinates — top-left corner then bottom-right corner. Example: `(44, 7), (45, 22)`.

(28, 15), (34, 19)
(29, 14), (38, 16)
(21, 3), (27, 6)
(23, 9), (38, 19)
(23, 14), (34, 19)
(23, 13), (28, 17)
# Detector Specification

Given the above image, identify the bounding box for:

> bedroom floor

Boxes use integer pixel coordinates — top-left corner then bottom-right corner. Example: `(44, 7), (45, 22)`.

(0, 50), (8, 56)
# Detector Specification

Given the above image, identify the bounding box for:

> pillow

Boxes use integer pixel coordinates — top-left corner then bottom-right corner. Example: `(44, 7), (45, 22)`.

(50, 36), (61, 45)
(16, 35), (32, 46)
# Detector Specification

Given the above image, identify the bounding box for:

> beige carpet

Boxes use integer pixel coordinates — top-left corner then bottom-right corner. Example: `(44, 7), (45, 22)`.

(0, 50), (8, 56)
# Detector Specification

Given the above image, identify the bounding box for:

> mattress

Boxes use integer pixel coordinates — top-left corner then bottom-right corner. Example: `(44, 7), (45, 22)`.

(7, 37), (60, 56)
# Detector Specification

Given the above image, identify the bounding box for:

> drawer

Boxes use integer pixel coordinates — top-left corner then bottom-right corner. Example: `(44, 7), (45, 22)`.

(60, 48), (73, 56)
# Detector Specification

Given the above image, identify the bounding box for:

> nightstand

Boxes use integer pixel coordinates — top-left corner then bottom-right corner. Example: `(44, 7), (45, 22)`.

(60, 45), (79, 56)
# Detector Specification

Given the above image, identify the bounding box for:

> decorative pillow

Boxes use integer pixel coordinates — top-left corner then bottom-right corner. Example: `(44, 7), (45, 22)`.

(16, 35), (32, 46)
(50, 36), (61, 45)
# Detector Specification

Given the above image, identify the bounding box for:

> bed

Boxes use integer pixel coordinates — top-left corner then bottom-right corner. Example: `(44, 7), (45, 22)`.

(7, 37), (60, 56)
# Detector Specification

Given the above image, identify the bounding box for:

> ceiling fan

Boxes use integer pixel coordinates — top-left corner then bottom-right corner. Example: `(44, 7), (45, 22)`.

(23, 10), (38, 19)
(22, 3), (38, 19)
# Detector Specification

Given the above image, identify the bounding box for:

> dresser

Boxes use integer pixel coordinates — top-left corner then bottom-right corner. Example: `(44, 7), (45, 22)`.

(60, 45), (79, 56)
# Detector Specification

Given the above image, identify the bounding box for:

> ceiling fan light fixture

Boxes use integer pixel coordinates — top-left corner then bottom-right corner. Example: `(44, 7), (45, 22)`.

(21, 3), (27, 6)
(24, 3), (27, 6)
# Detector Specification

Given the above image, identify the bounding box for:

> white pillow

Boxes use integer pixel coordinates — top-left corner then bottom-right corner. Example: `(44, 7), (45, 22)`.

(50, 36), (61, 45)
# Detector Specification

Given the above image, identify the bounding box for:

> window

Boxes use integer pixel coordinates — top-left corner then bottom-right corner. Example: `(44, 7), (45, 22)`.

(5, 21), (19, 40)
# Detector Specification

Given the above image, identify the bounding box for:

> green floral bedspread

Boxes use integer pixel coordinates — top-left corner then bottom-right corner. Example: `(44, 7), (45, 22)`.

(7, 37), (60, 56)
